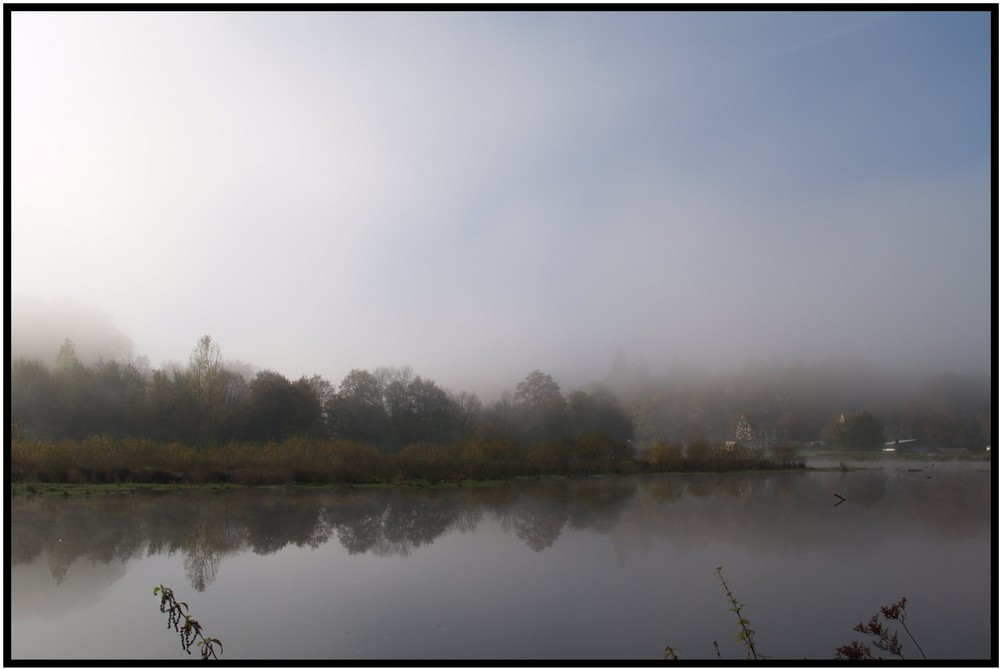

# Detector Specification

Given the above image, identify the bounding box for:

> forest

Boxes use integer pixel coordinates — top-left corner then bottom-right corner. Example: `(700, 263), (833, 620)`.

(8, 334), (992, 486)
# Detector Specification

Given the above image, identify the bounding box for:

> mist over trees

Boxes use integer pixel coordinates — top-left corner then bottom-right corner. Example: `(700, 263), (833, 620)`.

(10, 294), (135, 366)
(605, 351), (990, 453)
(9, 335), (992, 454)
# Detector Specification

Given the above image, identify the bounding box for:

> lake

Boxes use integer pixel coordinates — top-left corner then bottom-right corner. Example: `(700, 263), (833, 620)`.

(8, 460), (993, 661)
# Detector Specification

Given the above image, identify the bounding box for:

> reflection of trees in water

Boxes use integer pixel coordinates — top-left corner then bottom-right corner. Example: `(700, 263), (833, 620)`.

(184, 539), (221, 592)
(143, 492), (247, 586)
(686, 477), (715, 498)
(567, 478), (637, 532)
(327, 486), (520, 556)
(499, 481), (571, 551)
(647, 478), (684, 504)
(451, 503), (484, 534)
(11, 495), (160, 584)
(380, 495), (459, 556)
(718, 474), (759, 501)
(329, 490), (467, 557)
(497, 478), (637, 552)
(234, 491), (334, 555)
(510, 512), (565, 552)
(47, 542), (73, 584)
(153, 492), (248, 591)
(9, 468), (990, 590)
(330, 495), (387, 555)
(502, 500), (567, 552)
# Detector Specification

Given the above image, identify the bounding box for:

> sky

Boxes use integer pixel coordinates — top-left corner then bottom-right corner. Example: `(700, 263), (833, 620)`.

(9, 9), (994, 397)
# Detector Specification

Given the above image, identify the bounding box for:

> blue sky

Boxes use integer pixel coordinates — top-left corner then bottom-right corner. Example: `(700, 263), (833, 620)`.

(9, 9), (993, 395)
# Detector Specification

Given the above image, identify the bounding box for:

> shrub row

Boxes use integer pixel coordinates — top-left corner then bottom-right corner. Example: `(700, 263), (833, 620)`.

(10, 435), (798, 487)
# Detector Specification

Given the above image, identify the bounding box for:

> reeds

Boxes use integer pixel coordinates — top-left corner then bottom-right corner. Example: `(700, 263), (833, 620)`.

(11, 434), (800, 488)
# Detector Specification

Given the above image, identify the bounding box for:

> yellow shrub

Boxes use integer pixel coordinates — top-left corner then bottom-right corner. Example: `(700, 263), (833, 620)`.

(647, 442), (683, 470)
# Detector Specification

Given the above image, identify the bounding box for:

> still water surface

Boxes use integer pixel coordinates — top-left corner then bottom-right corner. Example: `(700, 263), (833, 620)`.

(9, 461), (992, 661)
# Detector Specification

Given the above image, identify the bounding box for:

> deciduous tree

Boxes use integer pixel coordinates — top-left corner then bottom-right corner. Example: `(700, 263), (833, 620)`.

(187, 335), (234, 443)
(836, 410), (886, 451)
(240, 370), (321, 442)
(333, 369), (389, 447)
(514, 371), (568, 447)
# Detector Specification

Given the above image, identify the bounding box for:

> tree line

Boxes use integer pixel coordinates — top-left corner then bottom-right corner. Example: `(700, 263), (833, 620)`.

(9, 336), (635, 456)
(606, 350), (991, 452)
(9, 335), (991, 455)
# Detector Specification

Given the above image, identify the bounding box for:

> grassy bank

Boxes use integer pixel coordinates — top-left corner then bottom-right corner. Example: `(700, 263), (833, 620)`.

(10, 481), (244, 497)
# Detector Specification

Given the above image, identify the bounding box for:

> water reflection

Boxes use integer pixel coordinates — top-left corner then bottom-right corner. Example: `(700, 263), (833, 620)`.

(10, 466), (989, 595)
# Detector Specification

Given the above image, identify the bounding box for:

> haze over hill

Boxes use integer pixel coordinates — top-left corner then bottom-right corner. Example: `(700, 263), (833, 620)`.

(10, 11), (992, 398)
